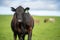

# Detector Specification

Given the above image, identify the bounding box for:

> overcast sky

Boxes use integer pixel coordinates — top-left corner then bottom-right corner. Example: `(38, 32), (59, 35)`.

(0, 0), (60, 16)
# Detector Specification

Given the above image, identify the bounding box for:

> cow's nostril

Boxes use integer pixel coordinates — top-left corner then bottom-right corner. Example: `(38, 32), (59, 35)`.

(18, 20), (22, 22)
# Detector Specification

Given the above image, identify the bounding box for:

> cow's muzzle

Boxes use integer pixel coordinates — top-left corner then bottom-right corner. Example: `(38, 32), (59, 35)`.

(18, 20), (22, 22)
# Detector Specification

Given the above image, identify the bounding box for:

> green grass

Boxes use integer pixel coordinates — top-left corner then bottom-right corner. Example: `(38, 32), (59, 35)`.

(0, 15), (60, 40)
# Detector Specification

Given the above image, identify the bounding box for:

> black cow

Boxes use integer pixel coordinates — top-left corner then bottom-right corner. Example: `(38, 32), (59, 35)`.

(11, 6), (34, 40)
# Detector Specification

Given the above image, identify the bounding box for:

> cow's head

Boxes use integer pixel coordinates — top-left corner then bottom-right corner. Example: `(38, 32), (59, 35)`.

(11, 6), (30, 22)
(11, 6), (25, 22)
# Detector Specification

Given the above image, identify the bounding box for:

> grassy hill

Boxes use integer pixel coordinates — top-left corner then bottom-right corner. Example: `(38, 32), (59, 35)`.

(0, 15), (60, 40)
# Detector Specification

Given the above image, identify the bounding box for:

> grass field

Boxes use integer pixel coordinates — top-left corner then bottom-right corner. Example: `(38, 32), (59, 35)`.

(0, 15), (60, 40)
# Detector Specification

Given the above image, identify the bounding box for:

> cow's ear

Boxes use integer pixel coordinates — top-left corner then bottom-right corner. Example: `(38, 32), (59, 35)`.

(24, 7), (30, 13)
(11, 7), (16, 12)
(24, 7), (30, 11)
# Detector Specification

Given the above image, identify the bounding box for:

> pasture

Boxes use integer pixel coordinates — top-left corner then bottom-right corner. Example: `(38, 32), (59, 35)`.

(0, 15), (60, 40)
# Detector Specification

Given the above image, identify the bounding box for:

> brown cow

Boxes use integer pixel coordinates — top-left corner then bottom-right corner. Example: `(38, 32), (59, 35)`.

(11, 6), (34, 40)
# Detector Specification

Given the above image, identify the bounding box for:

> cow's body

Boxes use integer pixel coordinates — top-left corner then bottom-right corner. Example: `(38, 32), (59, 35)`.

(11, 6), (34, 40)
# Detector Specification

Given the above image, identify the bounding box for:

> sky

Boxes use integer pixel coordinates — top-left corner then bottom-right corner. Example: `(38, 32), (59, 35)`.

(0, 0), (60, 16)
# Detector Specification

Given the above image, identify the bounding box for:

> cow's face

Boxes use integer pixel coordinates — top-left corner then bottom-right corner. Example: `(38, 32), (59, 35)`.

(11, 6), (30, 22)
(11, 6), (24, 22)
